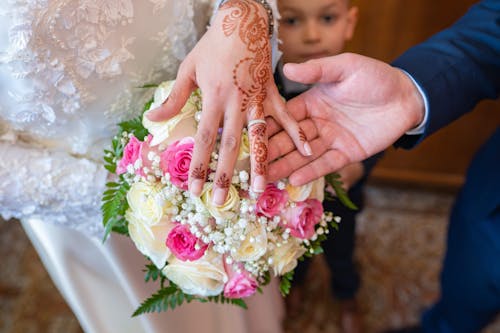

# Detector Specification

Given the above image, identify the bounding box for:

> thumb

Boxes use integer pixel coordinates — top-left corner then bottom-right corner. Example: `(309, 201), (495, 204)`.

(146, 60), (197, 122)
(283, 53), (353, 84)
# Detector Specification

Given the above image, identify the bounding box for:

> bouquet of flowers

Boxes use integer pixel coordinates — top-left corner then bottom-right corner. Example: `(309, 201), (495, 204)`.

(102, 81), (352, 315)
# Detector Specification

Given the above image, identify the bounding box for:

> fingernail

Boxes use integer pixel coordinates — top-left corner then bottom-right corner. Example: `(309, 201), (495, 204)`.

(146, 108), (156, 120)
(304, 142), (313, 156)
(212, 188), (226, 206)
(146, 106), (161, 120)
(252, 175), (266, 193)
(190, 179), (204, 197)
(146, 98), (168, 120)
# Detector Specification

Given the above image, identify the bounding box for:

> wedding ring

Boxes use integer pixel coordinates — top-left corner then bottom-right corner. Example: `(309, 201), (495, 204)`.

(247, 119), (267, 128)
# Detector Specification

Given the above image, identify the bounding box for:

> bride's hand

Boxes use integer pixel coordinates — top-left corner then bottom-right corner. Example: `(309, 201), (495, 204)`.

(148, 0), (310, 205)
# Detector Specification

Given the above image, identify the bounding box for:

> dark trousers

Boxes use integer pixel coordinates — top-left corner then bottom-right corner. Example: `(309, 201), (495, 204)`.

(422, 129), (500, 332)
(293, 186), (364, 300)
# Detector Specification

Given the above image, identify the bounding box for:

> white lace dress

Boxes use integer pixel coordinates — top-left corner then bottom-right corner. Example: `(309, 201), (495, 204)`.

(0, 1), (284, 332)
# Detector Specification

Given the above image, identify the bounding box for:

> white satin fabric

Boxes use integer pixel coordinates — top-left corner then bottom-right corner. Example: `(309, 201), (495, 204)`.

(0, 0), (284, 332)
(22, 219), (284, 333)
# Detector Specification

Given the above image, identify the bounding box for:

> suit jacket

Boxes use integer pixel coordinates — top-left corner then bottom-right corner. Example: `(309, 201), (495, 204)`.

(393, 0), (500, 221)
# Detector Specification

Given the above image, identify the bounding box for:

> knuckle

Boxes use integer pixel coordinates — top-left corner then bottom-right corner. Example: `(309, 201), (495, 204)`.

(222, 135), (238, 152)
(274, 105), (288, 116)
(206, 81), (223, 98)
(178, 58), (190, 74)
(196, 128), (216, 147)
(168, 87), (178, 104)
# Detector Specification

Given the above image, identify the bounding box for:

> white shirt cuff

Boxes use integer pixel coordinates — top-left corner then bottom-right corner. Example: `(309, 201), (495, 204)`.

(399, 70), (429, 135)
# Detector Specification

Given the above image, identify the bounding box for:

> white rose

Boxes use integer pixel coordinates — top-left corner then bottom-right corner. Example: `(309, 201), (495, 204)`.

(126, 211), (175, 269)
(127, 181), (166, 225)
(195, 183), (240, 221)
(162, 250), (227, 297)
(270, 239), (306, 276)
(143, 80), (201, 146)
(233, 222), (268, 262)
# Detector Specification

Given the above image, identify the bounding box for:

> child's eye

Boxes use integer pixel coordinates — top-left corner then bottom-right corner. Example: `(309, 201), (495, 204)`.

(282, 17), (299, 26)
(321, 14), (338, 24)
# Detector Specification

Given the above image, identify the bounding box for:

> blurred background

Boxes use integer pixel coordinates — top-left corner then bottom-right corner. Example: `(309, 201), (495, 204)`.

(1, 0), (499, 332)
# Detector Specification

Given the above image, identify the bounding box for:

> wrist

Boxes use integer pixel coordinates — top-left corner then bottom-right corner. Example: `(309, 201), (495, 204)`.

(218, 0), (274, 38)
(396, 68), (426, 131)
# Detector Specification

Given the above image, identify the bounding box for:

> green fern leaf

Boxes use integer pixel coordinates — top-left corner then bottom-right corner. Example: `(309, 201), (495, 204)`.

(279, 270), (294, 297)
(101, 180), (130, 241)
(324, 173), (358, 210)
(132, 285), (180, 316)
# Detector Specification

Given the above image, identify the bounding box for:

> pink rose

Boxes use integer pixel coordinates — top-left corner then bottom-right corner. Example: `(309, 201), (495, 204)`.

(160, 137), (194, 190)
(282, 199), (323, 239)
(223, 263), (258, 299)
(255, 183), (289, 218)
(116, 135), (143, 175)
(166, 224), (207, 261)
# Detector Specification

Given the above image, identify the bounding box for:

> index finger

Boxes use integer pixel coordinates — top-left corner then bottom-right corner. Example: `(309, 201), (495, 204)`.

(267, 94), (309, 136)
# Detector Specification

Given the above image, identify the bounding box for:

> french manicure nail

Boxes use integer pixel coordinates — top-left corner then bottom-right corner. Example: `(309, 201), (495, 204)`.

(190, 179), (204, 197)
(252, 175), (266, 193)
(304, 142), (313, 156)
(212, 188), (226, 206)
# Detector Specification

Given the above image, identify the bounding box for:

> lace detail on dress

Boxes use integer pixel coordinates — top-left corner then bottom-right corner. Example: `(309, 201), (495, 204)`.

(105, 0), (203, 131)
(1, 0), (135, 123)
(0, 140), (107, 237)
(0, 0), (211, 237)
(0, 0), (209, 157)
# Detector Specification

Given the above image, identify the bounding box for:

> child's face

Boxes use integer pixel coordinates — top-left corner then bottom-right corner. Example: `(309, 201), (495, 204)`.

(278, 0), (358, 64)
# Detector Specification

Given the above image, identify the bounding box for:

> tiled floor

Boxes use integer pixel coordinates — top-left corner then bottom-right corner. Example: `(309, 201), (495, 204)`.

(1, 184), (499, 333)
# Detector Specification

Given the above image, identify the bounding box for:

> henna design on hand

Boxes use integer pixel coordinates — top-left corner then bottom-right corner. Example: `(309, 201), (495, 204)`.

(215, 173), (231, 189)
(191, 163), (207, 180)
(249, 122), (268, 175)
(299, 127), (307, 143)
(220, 0), (271, 119)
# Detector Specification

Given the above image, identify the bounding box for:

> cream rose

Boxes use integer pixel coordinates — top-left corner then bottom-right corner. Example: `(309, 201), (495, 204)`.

(143, 80), (200, 147)
(309, 177), (325, 201)
(196, 183), (240, 221)
(126, 211), (175, 269)
(233, 222), (268, 262)
(286, 177), (325, 202)
(127, 181), (167, 226)
(270, 239), (306, 276)
(162, 250), (227, 297)
(286, 182), (313, 202)
(238, 131), (250, 161)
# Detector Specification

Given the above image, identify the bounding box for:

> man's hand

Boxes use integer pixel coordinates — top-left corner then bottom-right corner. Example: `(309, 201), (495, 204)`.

(267, 53), (425, 186)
